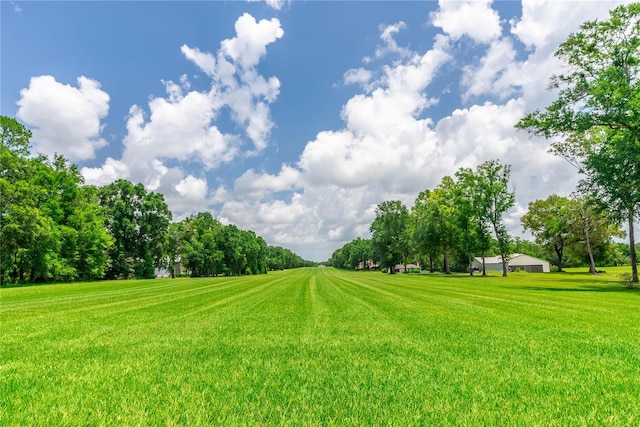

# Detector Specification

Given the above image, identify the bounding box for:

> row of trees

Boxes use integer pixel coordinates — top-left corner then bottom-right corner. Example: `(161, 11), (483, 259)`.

(366, 161), (516, 276)
(330, 237), (372, 270)
(333, 4), (640, 284)
(330, 161), (514, 275)
(1, 116), (310, 285)
(331, 162), (626, 276)
(164, 212), (313, 278)
(521, 194), (623, 273)
(2, 117), (113, 283)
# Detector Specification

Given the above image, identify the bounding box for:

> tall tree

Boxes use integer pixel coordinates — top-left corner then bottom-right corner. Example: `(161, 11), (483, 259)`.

(1, 117), (35, 283)
(370, 200), (409, 274)
(521, 195), (578, 272)
(516, 4), (640, 282)
(411, 179), (459, 274)
(178, 213), (224, 277)
(473, 161), (515, 277)
(98, 180), (171, 279)
(411, 190), (440, 273)
(568, 195), (625, 274)
(70, 186), (113, 280)
(455, 167), (493, 276)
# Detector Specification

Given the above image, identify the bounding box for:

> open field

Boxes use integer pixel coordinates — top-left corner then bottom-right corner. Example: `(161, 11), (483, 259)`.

(1, 267), (640, 425)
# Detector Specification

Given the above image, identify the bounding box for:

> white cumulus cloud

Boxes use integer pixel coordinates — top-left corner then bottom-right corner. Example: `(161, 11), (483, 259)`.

(82, 13), (283, 219)
(67, 3), (630, 261)
(234, 165), (301, 198)
(343, 68), (373, 88)
(431, 0), (502, 43)
(16, 75), (109, 161)
(461, 37), (518, 101)
(221, 13), (284, 70)
(216, 3), (626, 261)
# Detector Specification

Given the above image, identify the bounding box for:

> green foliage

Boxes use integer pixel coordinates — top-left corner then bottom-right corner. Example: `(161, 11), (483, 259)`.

(267, 246), (314, 270)
(98, 179), (172, 279)
(370, 200), (410, 273)
(164, 215), (312, 277)
(409, 161), (513, 276)
(2, 268), (640, 425)
(173, 212), (225, 277)
(1, 116), (298, 284)
(1, 117), (113, 284)
(516, 4), (640, 282)
(522, 195), (580, 271)
(619, 272), (638, 289)
(331, 237), (374, 270)
(473, 161), (515, 276)
(216, 224), (269, 275)
(411, 179), (459, 274)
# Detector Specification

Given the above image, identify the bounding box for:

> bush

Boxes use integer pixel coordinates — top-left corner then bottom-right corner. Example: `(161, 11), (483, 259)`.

(619, 272), (638, 290)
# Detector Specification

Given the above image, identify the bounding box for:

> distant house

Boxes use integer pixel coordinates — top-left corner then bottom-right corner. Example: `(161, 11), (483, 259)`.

(472, 253), (550, 273)
(155, 268), (171, 278)
(394, 263), (421, 273)
(156, 256), (184, 278)
(357, 260), (380, 270)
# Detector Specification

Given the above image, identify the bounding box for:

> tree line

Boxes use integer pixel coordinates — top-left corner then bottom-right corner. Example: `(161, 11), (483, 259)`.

(0, 116), (312, 285)
(363, 160), (519, 276)
(330, 169), (629, 275)
(333, 5), (640, 283)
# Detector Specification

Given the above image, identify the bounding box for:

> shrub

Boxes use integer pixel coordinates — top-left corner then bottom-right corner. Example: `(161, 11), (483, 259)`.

(619, 272), (638, 290)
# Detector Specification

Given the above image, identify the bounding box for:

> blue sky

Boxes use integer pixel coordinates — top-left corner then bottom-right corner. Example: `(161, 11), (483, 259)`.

(1, 1), (633, 261)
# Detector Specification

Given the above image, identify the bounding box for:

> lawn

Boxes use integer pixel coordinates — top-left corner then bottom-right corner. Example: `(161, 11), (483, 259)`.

(1, 267), (639, 425)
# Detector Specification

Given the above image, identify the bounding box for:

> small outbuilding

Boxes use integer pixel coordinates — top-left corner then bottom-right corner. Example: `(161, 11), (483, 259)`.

(472, 253), (550, 273)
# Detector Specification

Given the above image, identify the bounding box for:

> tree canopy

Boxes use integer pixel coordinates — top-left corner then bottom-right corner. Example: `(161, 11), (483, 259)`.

(370, 200), (410, 273)
(0, 116), (310, 285)
(517, 4), (640, 282)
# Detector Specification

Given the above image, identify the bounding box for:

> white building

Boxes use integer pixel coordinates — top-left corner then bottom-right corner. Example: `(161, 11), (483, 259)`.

(472, 253), (551, 273)
(394, 263), (421, 273)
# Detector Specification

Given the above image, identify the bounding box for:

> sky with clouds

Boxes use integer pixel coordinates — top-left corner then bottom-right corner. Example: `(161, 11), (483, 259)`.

(2, 0), (634, 261)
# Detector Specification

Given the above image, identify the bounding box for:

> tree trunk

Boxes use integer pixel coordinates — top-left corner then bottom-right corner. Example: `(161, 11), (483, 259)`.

(584, 215), (597, 274)
(468, 251), (474, 276)
(443, 246), (450, 274)
(481, 250), (486, 276)
(555, 245), (564, 272)
(497, 236), (508, 277)
(629, 214), (638, 283)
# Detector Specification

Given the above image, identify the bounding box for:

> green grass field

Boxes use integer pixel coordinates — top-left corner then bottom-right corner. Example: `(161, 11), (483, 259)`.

(2, 267), (640, 425)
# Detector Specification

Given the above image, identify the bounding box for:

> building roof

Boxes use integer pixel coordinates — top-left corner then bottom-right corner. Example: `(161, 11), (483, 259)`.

(474, 254), (549, 265)
(474, 255), (507, 264)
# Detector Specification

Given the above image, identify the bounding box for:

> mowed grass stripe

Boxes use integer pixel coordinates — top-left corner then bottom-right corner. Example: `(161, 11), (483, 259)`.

(2, 267), (640, 425)
(2, 272), (311, 425)
(327, 269), (640, 425)
(1, 274), (292, 344)
(1, 273), (271, 314)
(338, 269), (638, 328)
